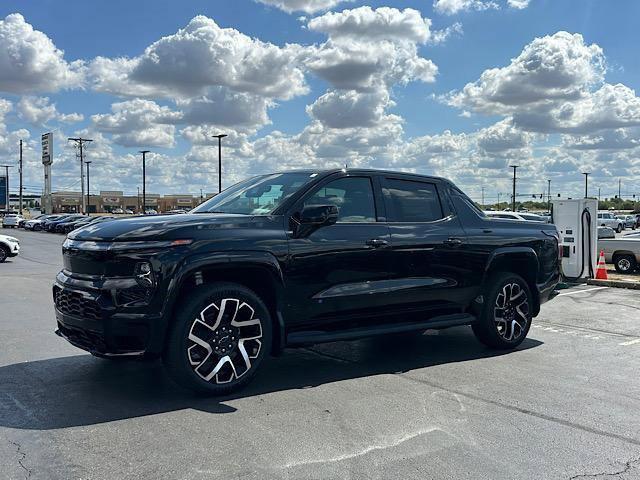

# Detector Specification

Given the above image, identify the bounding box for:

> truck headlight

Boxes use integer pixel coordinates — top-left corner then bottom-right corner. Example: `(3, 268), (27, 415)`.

(134, 262), (155, 288)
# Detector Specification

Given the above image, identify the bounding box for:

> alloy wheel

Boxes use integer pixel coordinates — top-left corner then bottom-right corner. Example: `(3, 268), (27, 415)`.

(617, 258), (632, 272)
(187, 298), (263, 384)
(0, 248), (7, 262)
(493, 282), (530, 341)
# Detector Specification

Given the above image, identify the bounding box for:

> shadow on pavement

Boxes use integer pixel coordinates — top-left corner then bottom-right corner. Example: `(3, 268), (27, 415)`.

(0, 327), (542, 430)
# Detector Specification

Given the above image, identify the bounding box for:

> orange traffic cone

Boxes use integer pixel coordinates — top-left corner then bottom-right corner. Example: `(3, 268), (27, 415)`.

(595, 250), (608, 280)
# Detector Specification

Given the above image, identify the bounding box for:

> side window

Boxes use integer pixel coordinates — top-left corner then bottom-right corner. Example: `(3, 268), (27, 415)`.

(384, 179), (444, 222)
(303, 177), (376, 223)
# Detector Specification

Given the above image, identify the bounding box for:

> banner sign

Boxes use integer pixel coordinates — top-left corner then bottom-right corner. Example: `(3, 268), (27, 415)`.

(42, 133), (53, 165)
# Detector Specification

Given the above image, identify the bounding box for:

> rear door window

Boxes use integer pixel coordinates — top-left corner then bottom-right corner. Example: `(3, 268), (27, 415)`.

(383, 179), (444, 223)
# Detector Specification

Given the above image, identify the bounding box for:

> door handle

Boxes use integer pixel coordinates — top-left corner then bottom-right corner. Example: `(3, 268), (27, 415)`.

(366, 238), (389, 248)
(443, 237), (463, 247)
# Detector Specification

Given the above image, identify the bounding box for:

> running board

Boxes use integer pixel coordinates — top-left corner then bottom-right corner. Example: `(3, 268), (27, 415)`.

(286, 313), (476, 346)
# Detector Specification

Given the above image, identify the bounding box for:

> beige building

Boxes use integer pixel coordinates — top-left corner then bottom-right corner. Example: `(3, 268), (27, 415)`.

(48, 191), (204, 214)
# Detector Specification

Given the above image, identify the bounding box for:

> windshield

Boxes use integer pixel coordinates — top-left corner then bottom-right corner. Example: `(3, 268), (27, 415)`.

(192, 172), (318, 215)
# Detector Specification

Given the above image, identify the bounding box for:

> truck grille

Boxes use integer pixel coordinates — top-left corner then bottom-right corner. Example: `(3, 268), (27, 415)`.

(54, 288), (102, 321)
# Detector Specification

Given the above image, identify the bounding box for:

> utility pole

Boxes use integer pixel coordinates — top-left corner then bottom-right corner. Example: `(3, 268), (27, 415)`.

(582, 172), (590, 198)
(619, 179), (623, 200)
(497, 192), (501, 210)
(212, 134), (228, 193)
(85, 161), (92, 215)
(481, 186), (485, 209)
(598, 187), (601, 202)
(68, 137), (93, 214)
(510, 165), (519, 212)
(19, 140), (23, 215)
(1, 165), (12, 211)
(137, 186), (140, 213)
(139, 151), (150, 215)
(547, 179), (551, 213)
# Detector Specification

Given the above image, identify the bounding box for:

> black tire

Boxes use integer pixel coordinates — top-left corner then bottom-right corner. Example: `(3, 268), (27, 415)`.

(0, 245), (8, 263)
(613, 254), (636, 274)
(472, 272), (532, 349)
(616, 224), (623, 233)
(34, 224), (41, 231)
(163, 282), (272, 395)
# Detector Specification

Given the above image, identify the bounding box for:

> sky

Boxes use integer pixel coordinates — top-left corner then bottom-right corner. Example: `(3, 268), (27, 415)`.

(0, 0), (639, 203)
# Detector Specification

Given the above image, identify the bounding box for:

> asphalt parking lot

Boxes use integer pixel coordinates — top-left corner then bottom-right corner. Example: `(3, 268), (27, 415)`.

(1, 229), (639, 480)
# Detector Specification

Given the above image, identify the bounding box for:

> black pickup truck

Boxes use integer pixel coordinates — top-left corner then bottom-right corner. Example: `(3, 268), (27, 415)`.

(54, 169), (560, 394)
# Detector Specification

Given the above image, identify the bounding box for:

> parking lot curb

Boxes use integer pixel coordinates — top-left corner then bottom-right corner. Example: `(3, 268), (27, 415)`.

(587, 278), (640, 290)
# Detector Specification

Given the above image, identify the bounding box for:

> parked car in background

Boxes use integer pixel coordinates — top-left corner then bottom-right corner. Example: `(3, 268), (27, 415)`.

(144, 209), (158, 215)
(1, 214), (23, 228)
(622, 215), (637, 230)
(0, 233), (20, 262)
(598, 226), (616, 239)
(63, 215), (116, 234)
(166, 209), (187, 215)
(599, 237), (640, 273)
(26, 214), (64, 231)
(50, 215), (88, 233)
(113, 208), (125, 214)
(124, 209), (134, 214)
(484, 211), (546, 222)
(597, 212), (624, 233)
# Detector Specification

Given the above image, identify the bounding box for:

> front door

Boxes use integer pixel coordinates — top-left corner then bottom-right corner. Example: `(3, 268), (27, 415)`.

(284, 174), (392, 329)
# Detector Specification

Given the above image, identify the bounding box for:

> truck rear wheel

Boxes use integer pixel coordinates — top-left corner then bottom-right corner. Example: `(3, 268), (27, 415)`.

(613, 254), (636, 273)
(164, 282), (272, 395)
(472, 272), (532, 349)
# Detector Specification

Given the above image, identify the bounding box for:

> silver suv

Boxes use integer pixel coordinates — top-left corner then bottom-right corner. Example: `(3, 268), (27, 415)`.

(597, 212), (624, 233)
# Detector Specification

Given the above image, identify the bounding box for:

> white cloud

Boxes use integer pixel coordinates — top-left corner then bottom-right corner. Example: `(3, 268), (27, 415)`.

(447, 32), (605, 115)
(433, 0), (499, 15)
(17, 96), (84, 126)
(306, 88), (391, 128)
(433, 0), (530, 15)
(476, 118), (533, 154)
(0, 13), (84, 93)
(256, 0), (349, 14)
(308, 7), (434, 44)
(91, 99), (181, 148)
(0, 98), (30, 156)
(90, 16), (308, 101)
(507, 0), (530, 9)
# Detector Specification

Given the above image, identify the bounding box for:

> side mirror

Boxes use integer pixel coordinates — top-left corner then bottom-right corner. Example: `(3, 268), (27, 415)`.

(300, 204), (339, 226)
(293, 204), (339, 237)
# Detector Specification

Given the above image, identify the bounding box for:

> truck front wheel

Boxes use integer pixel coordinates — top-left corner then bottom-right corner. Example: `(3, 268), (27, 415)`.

(164, 282), (272, 395)
(472, 272), (532, 349)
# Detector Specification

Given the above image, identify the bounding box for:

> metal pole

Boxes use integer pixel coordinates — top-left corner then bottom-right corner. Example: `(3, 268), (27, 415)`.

(3, 166), (8, 211)
(547, 179), (551, 213)
(598, 187), (601, 202)
(510, 165), (519, 212)
(19, 140), (23, 215)
(497, 192), (500, 210)
(619, 179), (621, 199)
(582, 172), (590, 198)
(212, 134), (228, 194)
(137, 186), (140, 213)
(85, 161), (92, 214)
(68, 138), (92, 214)
(481, 186), (485, 209)
(139, 151), (150, 215)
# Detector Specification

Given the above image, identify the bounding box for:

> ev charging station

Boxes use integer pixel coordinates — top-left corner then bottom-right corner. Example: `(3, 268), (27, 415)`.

(551, 198), (598, 281)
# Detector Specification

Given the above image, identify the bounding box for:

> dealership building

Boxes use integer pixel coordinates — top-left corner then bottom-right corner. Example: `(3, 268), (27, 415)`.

(48, 191), (211, 214)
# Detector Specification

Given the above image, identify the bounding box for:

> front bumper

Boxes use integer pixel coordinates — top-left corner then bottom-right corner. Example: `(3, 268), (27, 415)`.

(53, 270), (164, 357)
(7, 242), (19, 256)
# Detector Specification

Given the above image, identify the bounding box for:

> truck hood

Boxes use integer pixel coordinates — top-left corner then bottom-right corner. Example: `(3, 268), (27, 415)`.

(68, 213), (255, 242)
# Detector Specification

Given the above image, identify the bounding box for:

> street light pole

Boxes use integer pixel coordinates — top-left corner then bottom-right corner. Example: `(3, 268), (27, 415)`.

(212, 134), (228, 193)
(85, 161), (92, 215)
(139, 151), (150, 215)
(547, 179), (551, 213)
(582, 172), (590, 198)
(510, 165), (519, 212)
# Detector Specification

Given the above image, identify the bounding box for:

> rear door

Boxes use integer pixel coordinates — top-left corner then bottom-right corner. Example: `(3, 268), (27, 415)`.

(380, 176), (474, 315)
(284, 173), (392, 328)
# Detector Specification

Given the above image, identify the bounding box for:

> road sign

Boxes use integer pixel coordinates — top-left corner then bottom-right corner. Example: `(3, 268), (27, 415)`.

(42, 133), (53, 165)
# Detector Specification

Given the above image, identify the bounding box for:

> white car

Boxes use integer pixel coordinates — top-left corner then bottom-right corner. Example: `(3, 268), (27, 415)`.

(0, 233), (20, 262)
(597, 212), (624, 233)
(2, 214), (23, 228)
(484, 211), (546, 222)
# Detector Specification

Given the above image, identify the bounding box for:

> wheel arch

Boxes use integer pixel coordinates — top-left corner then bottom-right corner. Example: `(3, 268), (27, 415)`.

(164, 251), (286, 355)
(483, 247), (541, 315)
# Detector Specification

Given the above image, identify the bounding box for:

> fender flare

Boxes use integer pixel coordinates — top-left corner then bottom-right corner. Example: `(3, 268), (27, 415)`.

(482, 246), (540, 283)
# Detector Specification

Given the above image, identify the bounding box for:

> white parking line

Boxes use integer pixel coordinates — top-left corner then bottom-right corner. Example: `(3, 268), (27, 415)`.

(619, 338), (640, 346)
(556, 286), (608, 297)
